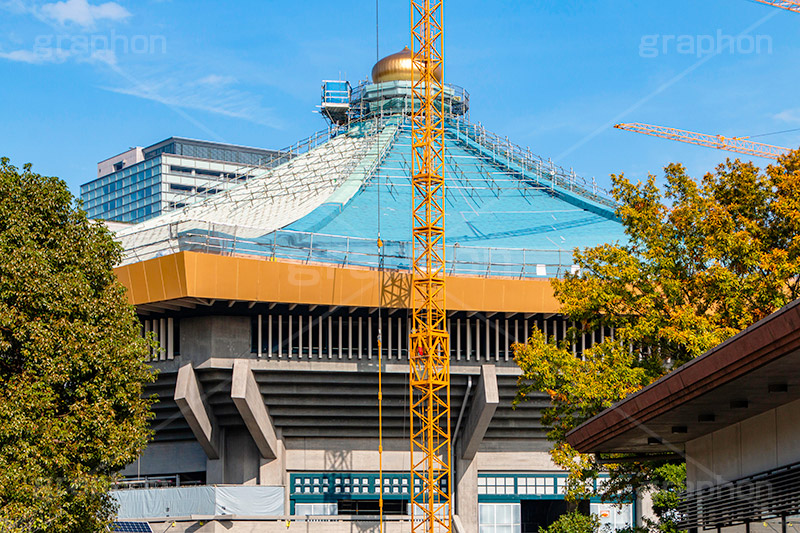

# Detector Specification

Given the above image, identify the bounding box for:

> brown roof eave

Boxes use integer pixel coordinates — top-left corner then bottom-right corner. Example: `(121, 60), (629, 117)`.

(566, 298), (800, 453)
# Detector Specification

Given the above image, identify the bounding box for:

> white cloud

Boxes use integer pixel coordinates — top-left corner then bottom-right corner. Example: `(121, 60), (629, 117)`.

(0, 43), (116, 65)
(0, 47), (70, 63)
(40, 0), (130, 28)
(774, 109), (800, 124)
(103, 72), (282, 129)
(196, 74), (237, 86)
(0, 0), (33, 14)
(86, 47), (116, 65)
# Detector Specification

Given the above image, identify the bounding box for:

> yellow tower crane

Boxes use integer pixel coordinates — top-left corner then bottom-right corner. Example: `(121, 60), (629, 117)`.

(749, 0), (800, 13)
(409, 0), (451, 532)
(614, 123), (790, 160)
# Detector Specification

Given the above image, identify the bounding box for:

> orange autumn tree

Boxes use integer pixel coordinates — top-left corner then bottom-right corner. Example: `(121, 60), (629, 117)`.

(514, 150), (800, 530)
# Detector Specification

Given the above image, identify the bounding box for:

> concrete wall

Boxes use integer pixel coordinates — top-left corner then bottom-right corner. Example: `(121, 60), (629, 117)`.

(97, 146), (144, 178)
(686, 397), (800, 488)
(477, 451), (558, 471)
(181, 316), (251, 360)
(225, 428), (260, 485)
(203, 427), (273, 485)
(120, 441), (207, 477)
(127, 432), (554, 478)
(456, 456), (477, 533)
(285, 438), (411, 472)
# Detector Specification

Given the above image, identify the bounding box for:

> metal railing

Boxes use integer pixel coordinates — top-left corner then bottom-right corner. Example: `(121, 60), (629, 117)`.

(260, 125), (346, 166)
(122, 221), (577, 278)
(348, 81), (470, 121)
(113, 475), (201, 490)
(159, 125), (348, 212)
(678, 460), (800, 530)
(449, 116), (617, 209)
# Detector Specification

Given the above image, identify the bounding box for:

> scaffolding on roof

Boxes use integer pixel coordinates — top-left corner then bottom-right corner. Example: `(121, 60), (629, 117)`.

(162, 124), (349, 212)
(118, 120), (387, 257)
(116, 116), (621, 274)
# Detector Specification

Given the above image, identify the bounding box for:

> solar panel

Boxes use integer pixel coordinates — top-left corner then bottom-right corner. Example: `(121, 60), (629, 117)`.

(111, 522), (153, 533)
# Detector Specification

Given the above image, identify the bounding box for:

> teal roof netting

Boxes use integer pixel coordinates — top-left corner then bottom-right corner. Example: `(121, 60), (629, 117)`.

(118, 116), (626, 278)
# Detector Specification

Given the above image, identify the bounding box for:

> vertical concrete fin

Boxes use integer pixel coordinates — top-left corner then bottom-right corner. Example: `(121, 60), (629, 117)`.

(460, 364), (500, 460)
(231, 360), (279, 459)
(452, 515), (467, 533)
(174, 363), (219, 459)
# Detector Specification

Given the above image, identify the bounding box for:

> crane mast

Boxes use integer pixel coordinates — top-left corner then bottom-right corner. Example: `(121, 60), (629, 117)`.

(409, 0), (451, 532)
(749, 0), (800, 13)
(614, 123), (789, 160)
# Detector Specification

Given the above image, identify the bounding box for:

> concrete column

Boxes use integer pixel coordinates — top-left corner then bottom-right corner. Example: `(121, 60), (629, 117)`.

(260, 434), (286, 485)
(231, 360), (279, 459)
(454, 364), (499, 531)
(636, 488), (655, 529)
(206, 427), (225, 484)
(259, 430), (288, 512)
(459, 364), (499, 460)
(456, 455), (479, 532)
(174, 363), (219, 459)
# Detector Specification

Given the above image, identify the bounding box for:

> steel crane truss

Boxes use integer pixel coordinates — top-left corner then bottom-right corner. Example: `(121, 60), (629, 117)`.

(750, 0), (800, 13)
(614, 123), (788, 160)
(410, 0), (452, 532)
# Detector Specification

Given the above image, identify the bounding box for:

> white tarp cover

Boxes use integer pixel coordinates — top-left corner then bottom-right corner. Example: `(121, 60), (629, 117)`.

(113, 486), (284, 518)
(116, 130), (378, 266)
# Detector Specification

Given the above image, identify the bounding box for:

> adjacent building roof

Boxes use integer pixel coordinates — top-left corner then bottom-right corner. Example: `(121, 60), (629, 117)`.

(566, 299), (800, 454)
(141, 136), (282, 166)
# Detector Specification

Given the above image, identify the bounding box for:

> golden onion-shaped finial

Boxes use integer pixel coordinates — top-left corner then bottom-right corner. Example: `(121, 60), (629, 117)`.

(371, 46), (442, 84)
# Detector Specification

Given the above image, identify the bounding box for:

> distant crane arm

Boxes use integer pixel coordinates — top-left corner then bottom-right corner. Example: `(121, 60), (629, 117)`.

(614, 123), (789, 160)
(749, 0), (800, 13)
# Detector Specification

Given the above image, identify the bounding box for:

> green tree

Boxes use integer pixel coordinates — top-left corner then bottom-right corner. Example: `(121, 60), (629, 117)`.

(0, 158), (155, 532)
(514, 151), (800, 525)
(539, 510), (602, 533)
(647, 463), (686, 533)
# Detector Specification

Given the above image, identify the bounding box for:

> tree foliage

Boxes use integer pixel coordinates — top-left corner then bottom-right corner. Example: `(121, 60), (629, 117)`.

(539, 510), (602, 533)
(647, 463), (686, 533)
(514, 151), (800, 520)
(0, 158), (155, 532)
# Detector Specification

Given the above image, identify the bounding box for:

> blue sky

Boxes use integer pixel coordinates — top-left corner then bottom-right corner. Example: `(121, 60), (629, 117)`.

(1, 0), (799, 197)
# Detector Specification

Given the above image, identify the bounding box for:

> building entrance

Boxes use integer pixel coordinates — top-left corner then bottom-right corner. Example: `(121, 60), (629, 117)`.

(520, 500), (589, 533)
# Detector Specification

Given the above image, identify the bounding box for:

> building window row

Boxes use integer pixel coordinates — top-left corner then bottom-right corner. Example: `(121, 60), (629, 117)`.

(84, 175), (160, 212)
(478, 474), (633, 533)
(166, 164), (251, 181)
(119, 202), (159, 223)
(89, 185), (159, 214)
(479, 475), (568, 497)
(160, 143), (276, 166)
(82, 157), (160, 192)
(290, 472), (444, 517)
(90, 198), (160, 223)
(84, 173), (159, 204)
(480, 503), (521, 533)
